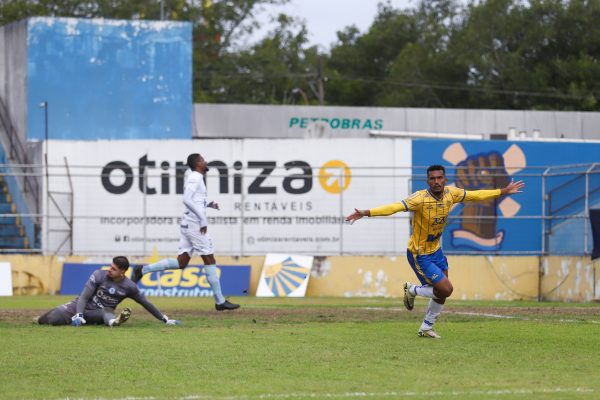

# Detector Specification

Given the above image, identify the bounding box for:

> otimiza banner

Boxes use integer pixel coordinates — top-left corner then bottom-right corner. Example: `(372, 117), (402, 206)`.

(47, 139), (411, 255)
(60, 263), (250, 297)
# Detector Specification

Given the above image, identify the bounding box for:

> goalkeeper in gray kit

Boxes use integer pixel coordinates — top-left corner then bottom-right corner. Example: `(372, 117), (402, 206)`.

(35, 256), (180, 327)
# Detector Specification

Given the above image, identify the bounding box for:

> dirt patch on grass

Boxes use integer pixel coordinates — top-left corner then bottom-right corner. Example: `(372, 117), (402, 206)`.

(3, 303), (598, 325)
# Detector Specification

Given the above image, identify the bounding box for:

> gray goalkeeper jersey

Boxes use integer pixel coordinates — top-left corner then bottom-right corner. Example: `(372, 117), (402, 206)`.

(66, 269), (163, 321)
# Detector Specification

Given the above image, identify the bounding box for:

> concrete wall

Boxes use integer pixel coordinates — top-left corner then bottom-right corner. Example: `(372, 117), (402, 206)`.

(541, 256), (600, 302)
(27, 17), (192, 140)
(0, 19), (28, 144)
(6, 255), (600, 302)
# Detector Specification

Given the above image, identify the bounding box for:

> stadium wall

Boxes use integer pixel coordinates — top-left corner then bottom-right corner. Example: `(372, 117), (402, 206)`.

(6, 255), (599, 301)
(193, 104), (600, 140)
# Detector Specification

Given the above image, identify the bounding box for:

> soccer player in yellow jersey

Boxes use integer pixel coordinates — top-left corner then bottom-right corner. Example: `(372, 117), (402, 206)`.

(345, 165), (524, 339)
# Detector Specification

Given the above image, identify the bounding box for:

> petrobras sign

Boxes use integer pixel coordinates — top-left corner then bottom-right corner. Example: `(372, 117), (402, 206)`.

(193, 104), (387, 138)
(60, 263), (250, 297)
(46, 139), (412, 255)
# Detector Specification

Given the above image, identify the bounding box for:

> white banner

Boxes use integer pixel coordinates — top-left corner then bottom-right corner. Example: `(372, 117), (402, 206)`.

(256, 254), (314, 297)
(46, 138), (412, 255)
(0, 263), (13, 296)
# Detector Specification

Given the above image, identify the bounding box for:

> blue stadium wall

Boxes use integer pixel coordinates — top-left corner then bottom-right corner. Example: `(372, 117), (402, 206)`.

(412, 140), (600, 255)
(26, 17), (192, 140)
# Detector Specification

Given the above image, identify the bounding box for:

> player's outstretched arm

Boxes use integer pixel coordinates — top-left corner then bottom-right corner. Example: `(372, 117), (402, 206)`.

(345, 208), (370, 224)
(132, 291), (180, 325)
(500, 179), (525, 196)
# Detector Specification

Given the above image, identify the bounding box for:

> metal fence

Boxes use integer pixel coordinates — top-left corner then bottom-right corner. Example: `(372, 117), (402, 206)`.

(0, 163), (598, 256)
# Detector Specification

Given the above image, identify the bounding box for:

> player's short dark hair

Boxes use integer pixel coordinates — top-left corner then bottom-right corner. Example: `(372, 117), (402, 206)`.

(113, 256), (130, 271)
(427, 165), (446, 177)
(187, 153), (200, 170)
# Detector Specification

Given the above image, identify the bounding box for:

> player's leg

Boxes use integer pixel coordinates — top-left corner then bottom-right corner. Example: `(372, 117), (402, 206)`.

(200, 254), (239, 310)
(132, 226), (194, 283)
(36, 301), (77, 325)
(416, 250), (450, 338)
(201, 254), (224, 304)
(98, 308), (131, 327)
(404, 250), (442, 310)
(177, 252), (191, 269)
(35, 307), (71, 325)
(82, 309), (109, 325)
(405, 249), (453, 300)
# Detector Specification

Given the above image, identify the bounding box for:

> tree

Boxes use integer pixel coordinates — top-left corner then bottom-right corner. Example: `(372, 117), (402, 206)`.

(325, 2), (421, 106)
(379, 0), (467, 108)
(194, 10), (321, 104)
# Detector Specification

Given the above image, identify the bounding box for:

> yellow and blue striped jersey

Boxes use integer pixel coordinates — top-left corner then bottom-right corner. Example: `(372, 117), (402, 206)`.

(369, 186), (501, 255)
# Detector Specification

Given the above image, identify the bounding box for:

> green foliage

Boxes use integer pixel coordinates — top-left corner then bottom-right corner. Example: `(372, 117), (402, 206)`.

(197, 13), (320, 104)
(2, 0), (600, 109)
(326, 0), (600, 109)
(1, 296), (600, 399)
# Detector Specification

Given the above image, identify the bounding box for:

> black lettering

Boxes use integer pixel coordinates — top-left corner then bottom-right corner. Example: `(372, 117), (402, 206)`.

(175, 162), (186, 194)
(282, 161), (313, 194)
(101, 161), (133, 194)
(138, 155), (156, 194)
(248, 162), (276, 194)
(233, 161), (243, 194)
(160, 161), (170, 194)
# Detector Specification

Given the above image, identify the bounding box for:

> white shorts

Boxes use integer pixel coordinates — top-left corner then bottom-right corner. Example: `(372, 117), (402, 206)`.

(177, 220), (214, 256)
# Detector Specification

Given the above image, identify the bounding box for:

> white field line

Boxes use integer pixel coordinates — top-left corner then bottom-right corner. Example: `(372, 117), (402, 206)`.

(449, 311), (600, 324)
(57, 387), (595, 400)
(362, 307), (600, 324)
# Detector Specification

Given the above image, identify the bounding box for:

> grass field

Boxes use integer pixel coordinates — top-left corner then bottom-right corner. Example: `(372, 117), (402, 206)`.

(1, 296), (599, 400)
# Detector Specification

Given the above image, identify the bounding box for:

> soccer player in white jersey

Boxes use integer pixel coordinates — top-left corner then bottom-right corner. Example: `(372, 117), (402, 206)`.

(346, 165), (524, 338)
(132, 153), (240, 311)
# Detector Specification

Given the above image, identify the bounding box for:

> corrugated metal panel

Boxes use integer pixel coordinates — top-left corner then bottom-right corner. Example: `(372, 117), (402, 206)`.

(194, 104), (600, 140)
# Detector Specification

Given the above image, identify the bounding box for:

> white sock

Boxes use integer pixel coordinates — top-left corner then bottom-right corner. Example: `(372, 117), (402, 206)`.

(142, 258), (179, 274)
(108, 318), (116, 327)
(204, 265), (226, 304)
(420, 299), (444, 331)
(413, 284), (438, 299)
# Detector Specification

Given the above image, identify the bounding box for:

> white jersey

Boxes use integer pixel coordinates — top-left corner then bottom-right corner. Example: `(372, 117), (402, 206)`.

(182, 170), (208, 227)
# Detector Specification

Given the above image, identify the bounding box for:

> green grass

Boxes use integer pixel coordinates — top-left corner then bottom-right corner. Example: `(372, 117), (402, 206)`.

(1, 296), (599, 400)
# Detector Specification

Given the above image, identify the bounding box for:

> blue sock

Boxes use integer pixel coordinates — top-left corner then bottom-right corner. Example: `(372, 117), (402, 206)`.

(142, 258), (179, 274)
(204, 265), (225, 304)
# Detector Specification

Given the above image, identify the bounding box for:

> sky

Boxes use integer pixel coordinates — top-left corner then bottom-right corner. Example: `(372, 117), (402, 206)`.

(252, 0), (416, 50)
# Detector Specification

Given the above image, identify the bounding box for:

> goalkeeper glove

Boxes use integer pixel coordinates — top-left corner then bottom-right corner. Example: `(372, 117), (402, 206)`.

(71, 313), (86, 326)
(162, 315), (180, 325)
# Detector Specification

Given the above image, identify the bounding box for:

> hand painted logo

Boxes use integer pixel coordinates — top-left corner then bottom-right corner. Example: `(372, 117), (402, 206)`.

(263, 257), (309, 296)
(443, 143), (526, 251)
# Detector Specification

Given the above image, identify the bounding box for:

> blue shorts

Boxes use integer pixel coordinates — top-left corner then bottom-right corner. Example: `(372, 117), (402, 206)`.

(406, 248), (448, 285)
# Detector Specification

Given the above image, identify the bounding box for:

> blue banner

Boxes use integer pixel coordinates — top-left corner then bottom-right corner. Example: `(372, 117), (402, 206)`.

(61, 263), (250, 297)
(412, 140), (600, 253)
